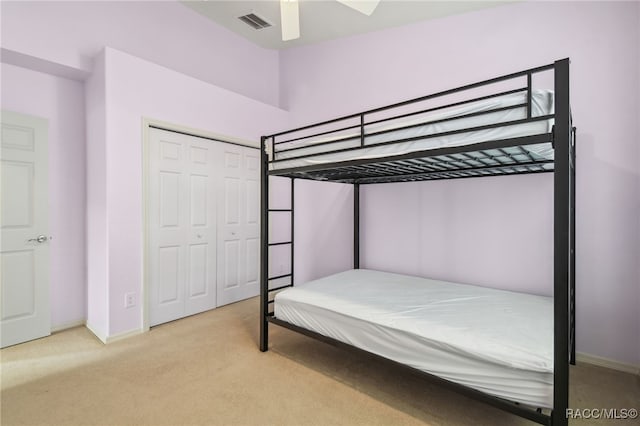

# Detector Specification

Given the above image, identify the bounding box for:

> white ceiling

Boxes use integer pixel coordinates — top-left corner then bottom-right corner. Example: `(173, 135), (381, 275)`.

(181, 1), (515, 50)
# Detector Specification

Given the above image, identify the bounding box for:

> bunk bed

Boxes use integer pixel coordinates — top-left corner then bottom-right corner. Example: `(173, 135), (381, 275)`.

(260, 59), (576, 426)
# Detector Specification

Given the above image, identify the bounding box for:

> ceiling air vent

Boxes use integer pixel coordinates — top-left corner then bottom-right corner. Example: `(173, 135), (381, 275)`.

(238, 13), (272, 30)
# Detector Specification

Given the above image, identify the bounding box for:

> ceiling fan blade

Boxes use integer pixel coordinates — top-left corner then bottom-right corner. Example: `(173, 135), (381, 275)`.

(280, 0), (300, 41)
(335, 0), (380, 16)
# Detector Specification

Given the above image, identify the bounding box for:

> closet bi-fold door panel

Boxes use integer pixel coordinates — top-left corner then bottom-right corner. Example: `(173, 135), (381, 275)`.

(148, 128), (217, 327)
(217, 144), (260, 306)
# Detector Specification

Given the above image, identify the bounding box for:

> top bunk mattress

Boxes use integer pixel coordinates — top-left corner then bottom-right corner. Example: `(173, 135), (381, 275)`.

(274, 269), (554, 408)
(270, 90), (554, 171)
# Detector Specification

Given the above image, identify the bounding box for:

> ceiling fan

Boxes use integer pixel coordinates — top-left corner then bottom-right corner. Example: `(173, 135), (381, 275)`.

(280, 0), (381, 41)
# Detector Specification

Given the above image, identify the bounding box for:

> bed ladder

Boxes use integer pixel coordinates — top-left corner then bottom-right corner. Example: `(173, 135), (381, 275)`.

(260, 141), (295, 350)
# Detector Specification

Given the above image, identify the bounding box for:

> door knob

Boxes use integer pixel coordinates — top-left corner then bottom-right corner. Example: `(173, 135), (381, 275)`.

(28, 235), (48, 243)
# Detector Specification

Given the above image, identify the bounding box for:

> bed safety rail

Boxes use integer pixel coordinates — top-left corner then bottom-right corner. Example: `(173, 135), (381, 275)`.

(264, 63), (558, 184)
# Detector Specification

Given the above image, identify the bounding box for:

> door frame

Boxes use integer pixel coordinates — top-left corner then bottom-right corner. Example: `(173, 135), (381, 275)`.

(141, 118), (258, 332)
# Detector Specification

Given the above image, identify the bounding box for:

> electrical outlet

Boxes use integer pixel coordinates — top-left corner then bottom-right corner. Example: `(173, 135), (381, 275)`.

(124, 292), (136, 308)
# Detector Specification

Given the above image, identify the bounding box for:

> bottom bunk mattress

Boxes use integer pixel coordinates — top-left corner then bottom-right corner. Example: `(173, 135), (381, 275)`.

(273, 269), (553, 408)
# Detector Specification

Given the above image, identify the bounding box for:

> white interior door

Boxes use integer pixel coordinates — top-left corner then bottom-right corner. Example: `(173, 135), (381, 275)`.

(149, 128), (217, 326)
(1, 110), (50, 348)
(217, 144), (260, 306)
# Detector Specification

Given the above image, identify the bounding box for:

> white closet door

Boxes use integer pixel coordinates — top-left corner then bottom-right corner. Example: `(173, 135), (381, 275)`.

(1, 110), (50, 348)
(149, 128), (217, 326)
(217, 144), (260, 306)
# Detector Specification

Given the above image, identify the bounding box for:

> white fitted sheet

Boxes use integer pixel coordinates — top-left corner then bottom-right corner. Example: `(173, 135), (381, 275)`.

(271, 90), (554, 171)
(274, 269), (553, 408)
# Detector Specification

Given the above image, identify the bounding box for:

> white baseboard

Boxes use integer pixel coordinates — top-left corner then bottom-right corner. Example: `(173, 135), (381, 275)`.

(85, 323), (145, 344)
(105, 328), (144, 344)
(576, 352), (640, 375)
(51, 320), (86, 333)
(86, 322), (108, 344)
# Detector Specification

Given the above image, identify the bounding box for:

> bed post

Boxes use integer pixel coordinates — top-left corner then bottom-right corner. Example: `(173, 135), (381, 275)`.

(260, 136), (269, 352)
(570, 127), (577, 366)
(354, 183), (360, 269)
(552, 58), (571, 426)
(569, 126), (576, 366)
(291, 177), (295, 285)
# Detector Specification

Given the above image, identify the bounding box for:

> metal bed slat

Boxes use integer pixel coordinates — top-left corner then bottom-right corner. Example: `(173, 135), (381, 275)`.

(439, 154), (477, 169)
(281, 160), (554, 183)
(269, 134), (553, 179)
(357, 163), (553, 184)
(277, 146), (554, 184)
(517, 145), (537, 163)
(496, 148), (518, 164)
(409, 157), (447, 172)
(283, 152), (503, 179)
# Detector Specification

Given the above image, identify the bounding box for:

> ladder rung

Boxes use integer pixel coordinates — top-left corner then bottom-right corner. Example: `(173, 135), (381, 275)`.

(268, 273), (292, 281)
(268, 209), (292, 212)
(268, 241), (292, 246)
(267, 300), (274, 304)
(268, 283), (293, 292)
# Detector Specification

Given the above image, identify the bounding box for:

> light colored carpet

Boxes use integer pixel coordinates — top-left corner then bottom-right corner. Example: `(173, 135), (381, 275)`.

(1, 297), (638, 425)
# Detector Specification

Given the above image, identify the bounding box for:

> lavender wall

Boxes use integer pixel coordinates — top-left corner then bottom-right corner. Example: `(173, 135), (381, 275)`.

(361, 174), (554, 295)
(89, 48), (288, 337)
(280, 2), (640, 366)
(293, 181), (355, 285)
(1, 63), (87, 330)
(1, 1), (280, 106)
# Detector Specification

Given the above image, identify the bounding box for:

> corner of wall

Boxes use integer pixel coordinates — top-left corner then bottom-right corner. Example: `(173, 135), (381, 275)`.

(84, 49), (110, 340)
(85, 322), (107, 344)
(277, 49), (289, 112)
(0, 47), (90, 81)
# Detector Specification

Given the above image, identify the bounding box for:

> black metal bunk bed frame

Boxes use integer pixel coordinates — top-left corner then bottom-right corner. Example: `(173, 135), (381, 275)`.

(259, 59), (576, 426)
